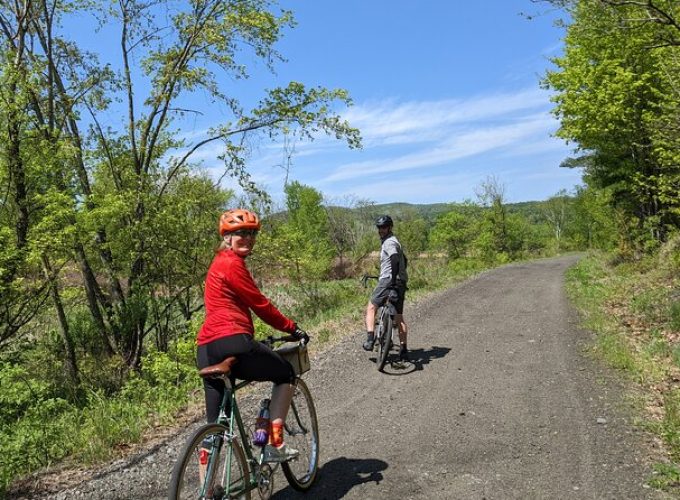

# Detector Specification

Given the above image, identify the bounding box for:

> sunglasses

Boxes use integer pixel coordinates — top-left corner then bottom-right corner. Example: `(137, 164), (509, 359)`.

(231, 229), (259, 237)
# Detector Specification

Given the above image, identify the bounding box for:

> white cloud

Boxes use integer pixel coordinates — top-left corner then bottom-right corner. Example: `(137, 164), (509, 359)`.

(173, 86), (575, 204)
(322, 112), (555, 182)
(343, 87), (549, 146)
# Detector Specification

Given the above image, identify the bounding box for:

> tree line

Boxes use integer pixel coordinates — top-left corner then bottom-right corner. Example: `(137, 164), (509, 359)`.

(541, 0), (680, 253)
(0, 0), (359, 374)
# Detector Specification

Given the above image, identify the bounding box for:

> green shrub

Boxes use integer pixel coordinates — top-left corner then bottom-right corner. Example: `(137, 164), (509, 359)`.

(0, 363), (51, 423)
(0, 398), (77, 492)
(669, 301), (680, 332)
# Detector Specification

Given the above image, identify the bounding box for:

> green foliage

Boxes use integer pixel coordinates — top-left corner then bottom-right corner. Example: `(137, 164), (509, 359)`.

(0, 397), (77, 490)
(430, 208), (478, 259)
(544, 0), (680, 248)
(278, 181), (335, 282)
(564, 255), (638, 371)
(631, 286), (667, 322)
(642, 328), (671, 360)
(397, 217), (428, 255)
(0, 364), (51, 423)
(661, 389), (680, 461)
(0, 339), (199, 492)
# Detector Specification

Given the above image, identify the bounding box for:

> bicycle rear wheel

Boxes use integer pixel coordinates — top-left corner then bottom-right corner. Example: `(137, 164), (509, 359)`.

(169, 423), (251, 500)
(281, 378), (319, 491)
(377, 311), (392, 372)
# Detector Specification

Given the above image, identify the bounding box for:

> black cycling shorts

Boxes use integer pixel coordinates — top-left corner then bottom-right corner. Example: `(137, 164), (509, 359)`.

(370, 278), (406, 314)
(196, 333), (296, 423)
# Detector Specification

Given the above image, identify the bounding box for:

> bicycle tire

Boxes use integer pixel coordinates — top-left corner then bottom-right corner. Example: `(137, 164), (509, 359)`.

(281, 378), (319, 491)
(169, 423), (251, 500)
(377, 311), (392, 372)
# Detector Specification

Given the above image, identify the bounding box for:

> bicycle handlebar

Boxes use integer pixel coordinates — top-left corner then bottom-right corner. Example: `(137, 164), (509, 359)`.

(264, 332), (310, 347)
(361, 274), (379, 288)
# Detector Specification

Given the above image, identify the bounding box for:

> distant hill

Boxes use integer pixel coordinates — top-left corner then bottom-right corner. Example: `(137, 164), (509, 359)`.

(368, 200), (547, 222)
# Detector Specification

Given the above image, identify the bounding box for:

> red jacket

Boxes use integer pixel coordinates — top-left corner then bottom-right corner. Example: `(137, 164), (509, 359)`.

(197, 249), (296, 345)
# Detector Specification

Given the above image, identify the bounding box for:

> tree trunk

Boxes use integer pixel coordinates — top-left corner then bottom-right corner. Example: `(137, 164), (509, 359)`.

(75, 245), (117, 355)
(41, 254), (79, 386)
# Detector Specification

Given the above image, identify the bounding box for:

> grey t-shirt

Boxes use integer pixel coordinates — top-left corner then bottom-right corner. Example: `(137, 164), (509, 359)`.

(379, 235), (408, 284)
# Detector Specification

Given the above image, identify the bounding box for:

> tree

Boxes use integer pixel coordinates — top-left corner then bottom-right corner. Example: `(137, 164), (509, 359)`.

(281, 181), (334, 282)
(0, 0), (361, 370)
(569, 184), (618, 250)
(397, 217), (429, 256)
(542, 189), (573, 249)
(325, 198), (363, 278)
(543, 0), (680, 249)
(599, 0), (680, 47)
(429, 207), (478, 260)
(475, 176), (510, 256)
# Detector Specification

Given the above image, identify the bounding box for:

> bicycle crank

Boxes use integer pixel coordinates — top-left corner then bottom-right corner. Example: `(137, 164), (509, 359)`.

(257, 463), (274, 499)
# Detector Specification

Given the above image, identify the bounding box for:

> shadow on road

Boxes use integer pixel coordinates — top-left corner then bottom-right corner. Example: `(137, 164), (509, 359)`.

(381, 345), (451, 375)
(272, 456), (388, 499)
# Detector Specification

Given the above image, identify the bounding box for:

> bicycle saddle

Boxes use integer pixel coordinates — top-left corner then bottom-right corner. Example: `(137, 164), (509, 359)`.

(198, 356), (238, 378)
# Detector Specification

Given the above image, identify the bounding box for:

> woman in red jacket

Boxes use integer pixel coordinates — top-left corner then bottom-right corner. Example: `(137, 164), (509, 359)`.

(196, 208), (305, 462)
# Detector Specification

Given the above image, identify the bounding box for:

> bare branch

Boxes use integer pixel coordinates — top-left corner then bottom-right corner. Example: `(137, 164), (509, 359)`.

(599, 0), (680, 45)
(85, 102), (124, 192)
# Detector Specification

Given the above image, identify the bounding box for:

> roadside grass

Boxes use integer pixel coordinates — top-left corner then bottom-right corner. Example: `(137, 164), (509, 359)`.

(565, 251), (680, 491)
(0, 334), (201, 495)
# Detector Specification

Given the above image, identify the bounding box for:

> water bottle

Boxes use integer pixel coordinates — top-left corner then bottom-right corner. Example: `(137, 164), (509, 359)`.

(199, 448), (209, 465)
(199, 437), (212, 465)
(252, 398), (271, 447)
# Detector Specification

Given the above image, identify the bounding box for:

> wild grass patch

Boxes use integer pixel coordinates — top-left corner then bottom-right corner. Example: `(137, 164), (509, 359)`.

(566, 252), (680, 492)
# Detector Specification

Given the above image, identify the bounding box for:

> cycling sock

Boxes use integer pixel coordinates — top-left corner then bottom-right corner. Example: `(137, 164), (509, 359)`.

(270, 421), (284, 447)
(367, 330), (374, 336)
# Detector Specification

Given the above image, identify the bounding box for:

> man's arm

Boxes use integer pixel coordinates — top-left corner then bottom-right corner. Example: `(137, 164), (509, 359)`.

(389, 253), (400, 287)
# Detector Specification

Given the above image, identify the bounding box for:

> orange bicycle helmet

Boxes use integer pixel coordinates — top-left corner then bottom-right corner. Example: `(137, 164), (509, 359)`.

(219, 209), (261, 236)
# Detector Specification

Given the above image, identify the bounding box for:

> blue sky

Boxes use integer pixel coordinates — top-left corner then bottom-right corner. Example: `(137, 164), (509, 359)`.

(73, 1), (581, 207)
(214, 0), (582, 206)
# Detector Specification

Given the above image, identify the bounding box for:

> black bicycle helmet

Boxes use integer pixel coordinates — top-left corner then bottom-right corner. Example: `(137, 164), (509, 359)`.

(375, 215), (393, 227)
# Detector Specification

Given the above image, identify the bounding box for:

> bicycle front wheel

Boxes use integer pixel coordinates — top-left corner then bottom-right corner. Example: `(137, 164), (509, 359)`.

(281, 378), (319, 491)
(169, 423), (251, 500)
(377, 311), (392, 372)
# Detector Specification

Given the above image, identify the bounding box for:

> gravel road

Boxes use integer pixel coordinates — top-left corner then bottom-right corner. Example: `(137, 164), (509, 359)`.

(14, 255), (669, 499)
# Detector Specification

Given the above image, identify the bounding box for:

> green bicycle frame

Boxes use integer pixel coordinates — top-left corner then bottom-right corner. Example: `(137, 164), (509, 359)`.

(203, 378), (261, 498)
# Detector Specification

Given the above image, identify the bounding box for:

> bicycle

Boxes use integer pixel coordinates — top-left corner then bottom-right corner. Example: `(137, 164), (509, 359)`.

(168, 334), (319, 499)
(361, 275), (400, 372)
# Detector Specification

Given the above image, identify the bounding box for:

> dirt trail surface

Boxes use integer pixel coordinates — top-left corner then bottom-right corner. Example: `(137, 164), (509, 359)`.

(14, 255), (668, 499)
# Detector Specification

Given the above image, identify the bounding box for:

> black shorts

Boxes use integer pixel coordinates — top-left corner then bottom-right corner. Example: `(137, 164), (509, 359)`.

(196, 333), (295, 384)
(196, 333), (296, 423)
(370, 278), (406, 314)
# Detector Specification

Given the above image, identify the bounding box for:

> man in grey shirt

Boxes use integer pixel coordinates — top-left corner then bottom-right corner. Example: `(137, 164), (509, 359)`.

(362, 215), (410, 361)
